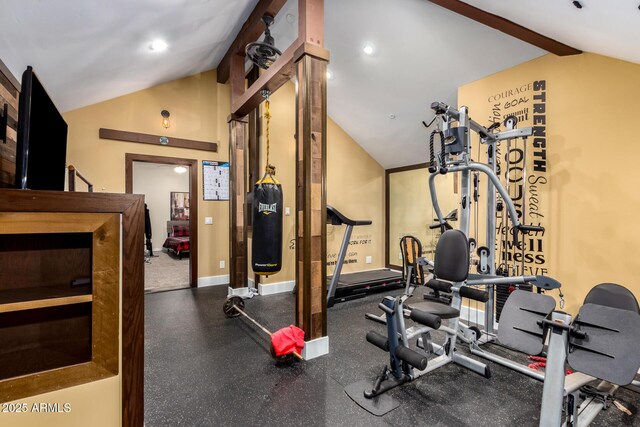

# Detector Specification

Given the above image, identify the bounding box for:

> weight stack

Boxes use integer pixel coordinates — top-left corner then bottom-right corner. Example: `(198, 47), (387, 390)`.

(495, 283), (533, 322)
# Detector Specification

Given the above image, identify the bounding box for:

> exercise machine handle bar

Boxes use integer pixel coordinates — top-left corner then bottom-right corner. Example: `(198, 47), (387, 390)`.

(429, 162), (544, 240)
(326, 205), (372, 227)
(517, 224), (544, 233)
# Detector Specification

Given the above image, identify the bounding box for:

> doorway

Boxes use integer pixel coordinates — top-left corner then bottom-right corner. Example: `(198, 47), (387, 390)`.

(126, 153), (198, 290)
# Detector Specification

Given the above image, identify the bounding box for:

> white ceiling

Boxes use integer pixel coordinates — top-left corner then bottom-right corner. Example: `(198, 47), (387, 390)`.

(323, 0), (544, 168)
(463, 0), (640, 65)
(1, 0), (636, 168)
(0, 0), (258, 112)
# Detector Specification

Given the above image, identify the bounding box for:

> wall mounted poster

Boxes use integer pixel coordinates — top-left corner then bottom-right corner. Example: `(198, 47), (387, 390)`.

(203, 160), (229, 201)
(170, 192), (190, 220)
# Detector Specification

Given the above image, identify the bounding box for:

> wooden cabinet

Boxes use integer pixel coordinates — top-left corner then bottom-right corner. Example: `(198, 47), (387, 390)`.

(0, 212), (120, 398)
(0, 190), (144, 427)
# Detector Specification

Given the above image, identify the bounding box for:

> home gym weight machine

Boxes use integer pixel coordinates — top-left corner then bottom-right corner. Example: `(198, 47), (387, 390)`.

(498, 284), (640, 426)
(347, 230), (491, 415)
(425, 102), (562, 379)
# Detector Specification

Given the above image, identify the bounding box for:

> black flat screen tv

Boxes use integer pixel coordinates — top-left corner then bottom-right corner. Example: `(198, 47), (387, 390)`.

(15, 66), (68, 190)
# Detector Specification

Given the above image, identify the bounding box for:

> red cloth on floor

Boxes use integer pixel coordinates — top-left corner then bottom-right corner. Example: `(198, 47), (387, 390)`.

(271, 325), (305, 357)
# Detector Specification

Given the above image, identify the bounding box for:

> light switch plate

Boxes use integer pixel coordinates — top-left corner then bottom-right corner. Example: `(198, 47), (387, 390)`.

(285, 207), (290, 216)
(205, 217), (213, 225)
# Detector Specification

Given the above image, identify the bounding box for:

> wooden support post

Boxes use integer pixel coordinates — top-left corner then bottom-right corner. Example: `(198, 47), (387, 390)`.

(295, 51), (328, 340)
(229, 116), (249, 289)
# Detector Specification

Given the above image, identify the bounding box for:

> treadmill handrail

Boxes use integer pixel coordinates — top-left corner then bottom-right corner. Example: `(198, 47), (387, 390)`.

(327, 205), (372, 226)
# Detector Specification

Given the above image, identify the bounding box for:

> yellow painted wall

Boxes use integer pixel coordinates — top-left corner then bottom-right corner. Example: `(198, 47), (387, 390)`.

(63, 70), (231, 280)
(254, 82), (386, 285)
(63, 72), (384, 286)
(459, 52), (640, 313)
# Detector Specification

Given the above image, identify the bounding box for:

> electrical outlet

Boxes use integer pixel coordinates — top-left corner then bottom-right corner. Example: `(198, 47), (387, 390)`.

(219, 260), (225, 269)
(285, 207), (291, 216)
(366, 256), (372, 264)
(205, 217), (213, 225)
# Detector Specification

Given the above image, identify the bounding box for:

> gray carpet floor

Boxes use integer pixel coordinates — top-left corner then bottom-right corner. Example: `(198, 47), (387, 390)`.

(144, 251), (190, 292)
(144, 286), (640, 426)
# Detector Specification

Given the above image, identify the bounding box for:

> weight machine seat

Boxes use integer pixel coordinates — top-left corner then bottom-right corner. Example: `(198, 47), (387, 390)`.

(326, 205), (372, 227)
(583, 283), (639, 313)
(406, 301), (460, 320)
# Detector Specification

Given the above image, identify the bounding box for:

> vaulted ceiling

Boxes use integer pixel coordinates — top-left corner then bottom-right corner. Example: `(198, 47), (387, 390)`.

(1, 0), (636, 168)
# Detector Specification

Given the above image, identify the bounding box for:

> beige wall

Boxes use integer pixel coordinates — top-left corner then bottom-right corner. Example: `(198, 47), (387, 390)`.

(63, 70), (231, 280)
(459, 52), (640, 313)
(253, 82), (386, 285)
(64, 72), (384, 286)
(132, 162), (190, 250)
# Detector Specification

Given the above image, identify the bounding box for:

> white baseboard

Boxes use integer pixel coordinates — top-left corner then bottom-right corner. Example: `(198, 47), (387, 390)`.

(459, 306), (486, 327)
(198, 274), (230, 287)
(302, 336), (329, 360)
(258, 280), (295, 296)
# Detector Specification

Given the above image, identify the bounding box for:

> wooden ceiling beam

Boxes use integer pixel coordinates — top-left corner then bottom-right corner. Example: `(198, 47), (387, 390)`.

(231, 40), (298, 118)
(428, 0), (581, 56)
(230, 41), (329, 118)
(217, 0), (289, 84)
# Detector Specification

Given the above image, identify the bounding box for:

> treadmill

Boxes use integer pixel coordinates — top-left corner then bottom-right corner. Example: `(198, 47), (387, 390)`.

(327, 205), (403, 307)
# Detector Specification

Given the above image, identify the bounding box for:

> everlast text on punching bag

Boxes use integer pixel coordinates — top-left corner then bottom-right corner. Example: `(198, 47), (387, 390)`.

(252, 172), (283, 275)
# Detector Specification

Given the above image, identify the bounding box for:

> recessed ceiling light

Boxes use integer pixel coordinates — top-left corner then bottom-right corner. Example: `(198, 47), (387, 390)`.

(149, 39), (168, 52)
(174, 166), (187, 174)
(326, 70), (333, 79)
(363, 43), (375, 55)
(286, 13), (296, 24)
(389, 113), (396, 119)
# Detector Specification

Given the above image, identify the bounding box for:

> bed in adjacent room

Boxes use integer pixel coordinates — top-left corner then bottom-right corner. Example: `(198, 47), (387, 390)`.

(163, 220), (190, 259)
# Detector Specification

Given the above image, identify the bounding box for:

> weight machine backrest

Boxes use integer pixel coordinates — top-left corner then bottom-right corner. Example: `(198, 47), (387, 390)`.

(569, 302), (640, 385)
(400, 235), (424, 287)
(583, 283), (640, 313)
(434, 230), (469, 283)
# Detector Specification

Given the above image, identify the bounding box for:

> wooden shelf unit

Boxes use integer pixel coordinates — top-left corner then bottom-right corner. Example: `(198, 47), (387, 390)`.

(0, 189), (145, 427)
(0, 284), (93, 313)
(0, 211), (120, 400)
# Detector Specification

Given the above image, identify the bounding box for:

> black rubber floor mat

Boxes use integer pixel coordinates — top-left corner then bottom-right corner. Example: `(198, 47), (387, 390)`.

(344, 379), (400, 416)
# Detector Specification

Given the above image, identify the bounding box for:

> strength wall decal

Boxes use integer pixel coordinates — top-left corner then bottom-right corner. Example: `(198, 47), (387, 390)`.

(487, 79), (549, 277)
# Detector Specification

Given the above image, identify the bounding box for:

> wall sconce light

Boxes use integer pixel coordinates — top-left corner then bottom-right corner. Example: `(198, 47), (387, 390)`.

(161, 110), (171, 129)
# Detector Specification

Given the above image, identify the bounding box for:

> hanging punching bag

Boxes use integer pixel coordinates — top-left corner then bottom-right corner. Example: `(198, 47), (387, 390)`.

(252, 170), (283, 275)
